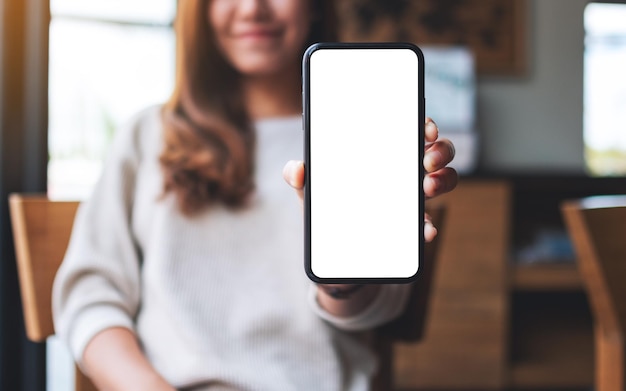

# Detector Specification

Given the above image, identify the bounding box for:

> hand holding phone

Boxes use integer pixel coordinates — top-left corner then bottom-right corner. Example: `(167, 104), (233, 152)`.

(302, 43), (425, 284)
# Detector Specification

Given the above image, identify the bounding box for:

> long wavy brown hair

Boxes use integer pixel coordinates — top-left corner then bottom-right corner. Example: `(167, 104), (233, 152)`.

(160, 0), (336, 215)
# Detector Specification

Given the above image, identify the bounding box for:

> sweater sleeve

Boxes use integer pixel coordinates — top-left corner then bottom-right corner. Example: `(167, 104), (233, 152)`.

(308, 284), (411, 331)
(52, 111), (148, 367)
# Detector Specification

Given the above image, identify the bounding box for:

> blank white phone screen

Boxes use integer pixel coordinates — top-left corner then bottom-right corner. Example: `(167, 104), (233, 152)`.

(308, 47), (422, 280)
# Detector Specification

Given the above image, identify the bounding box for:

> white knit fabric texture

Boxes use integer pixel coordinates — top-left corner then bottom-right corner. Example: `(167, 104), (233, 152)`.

(52, 107), (409, 390)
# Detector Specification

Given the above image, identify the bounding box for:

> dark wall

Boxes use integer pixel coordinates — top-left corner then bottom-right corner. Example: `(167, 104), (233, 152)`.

(0, 0), (49, 389)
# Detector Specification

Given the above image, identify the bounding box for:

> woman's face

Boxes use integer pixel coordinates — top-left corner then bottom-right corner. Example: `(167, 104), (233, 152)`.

(209, 0), (313, 77)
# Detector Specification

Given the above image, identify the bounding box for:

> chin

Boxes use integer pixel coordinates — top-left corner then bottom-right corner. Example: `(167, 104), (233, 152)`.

(236, 58), (294, 77)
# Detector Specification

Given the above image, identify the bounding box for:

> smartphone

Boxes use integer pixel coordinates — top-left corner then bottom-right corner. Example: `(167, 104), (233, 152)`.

(303, 42), (425, 284)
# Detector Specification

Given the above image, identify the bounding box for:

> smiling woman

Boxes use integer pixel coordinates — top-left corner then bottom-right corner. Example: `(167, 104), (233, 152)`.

(210, 0), (312, 76)
(48, 1), (456, 390)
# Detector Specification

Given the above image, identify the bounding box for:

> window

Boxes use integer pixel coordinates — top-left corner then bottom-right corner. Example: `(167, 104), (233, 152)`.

(584, 2), (626, 176)
(48, 0), (176, 199)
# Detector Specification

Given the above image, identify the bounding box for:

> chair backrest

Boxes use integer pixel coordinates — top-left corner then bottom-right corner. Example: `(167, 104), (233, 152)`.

(371, 204), (446, 390)
(562, 195), (626, 391)
(9, 194), (97, 391)
(9, 194), (79, 342)
(9, 193), (445, 391)
(562, 195), (626, 339)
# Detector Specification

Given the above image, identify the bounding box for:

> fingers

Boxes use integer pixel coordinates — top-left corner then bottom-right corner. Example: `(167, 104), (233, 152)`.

(424, 119), (452, 237)
(423, 117), (458, 199)
(283, 160), (305, 204)
(424, 213), (437, 243)
(425, 117), (439, 143)
(424, 138), (455, 173)
(424, 167), (458, 199)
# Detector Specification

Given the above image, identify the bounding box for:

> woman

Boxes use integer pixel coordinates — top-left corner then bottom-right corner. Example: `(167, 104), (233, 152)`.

(53, 0), (457, 390)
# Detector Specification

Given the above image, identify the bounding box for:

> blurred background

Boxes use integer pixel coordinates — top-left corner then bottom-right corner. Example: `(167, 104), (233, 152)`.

(1, 0), (626, 390)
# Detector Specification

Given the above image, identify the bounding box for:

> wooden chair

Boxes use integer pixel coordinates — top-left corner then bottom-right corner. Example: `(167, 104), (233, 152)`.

(9, 193), (445, 391)
(9, 194), (97, 391)
(562, 195), (626, 391)
(372, 204), (446, 391)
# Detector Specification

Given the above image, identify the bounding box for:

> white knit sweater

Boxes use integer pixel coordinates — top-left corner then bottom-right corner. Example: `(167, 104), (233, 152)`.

(52, 106), (409, 391)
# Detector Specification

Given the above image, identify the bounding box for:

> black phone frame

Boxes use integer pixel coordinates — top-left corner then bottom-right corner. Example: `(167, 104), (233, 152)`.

(302, 42), (426, 284)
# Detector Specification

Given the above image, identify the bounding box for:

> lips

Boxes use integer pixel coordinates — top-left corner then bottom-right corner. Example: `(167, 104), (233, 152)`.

(235, 28), (282, 40)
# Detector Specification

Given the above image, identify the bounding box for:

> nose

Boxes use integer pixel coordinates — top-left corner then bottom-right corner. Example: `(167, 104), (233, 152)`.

(237, 0), (272, 20)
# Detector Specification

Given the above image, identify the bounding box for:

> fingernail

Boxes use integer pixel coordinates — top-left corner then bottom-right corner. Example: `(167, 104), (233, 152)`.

(424, 221), (438, 242)
(284, 161), (294, 181)
(428, 175), (441, 192)
(289, 161), (303, 187)
(426, 120), (438, 134)
(424, 150), (442, 170)
(287, 161), (297, 186)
